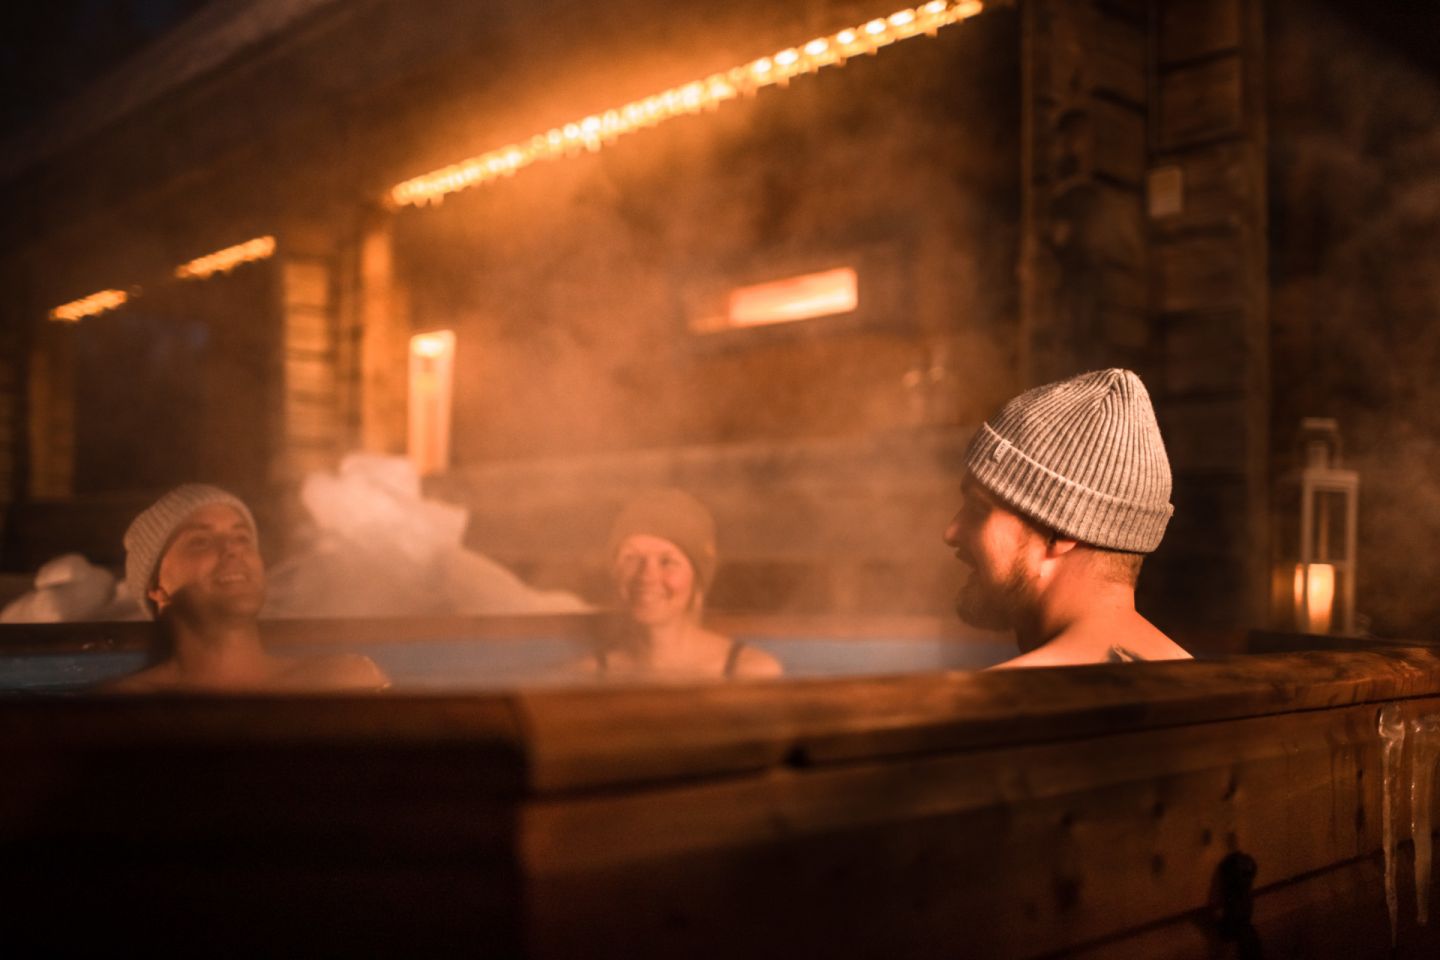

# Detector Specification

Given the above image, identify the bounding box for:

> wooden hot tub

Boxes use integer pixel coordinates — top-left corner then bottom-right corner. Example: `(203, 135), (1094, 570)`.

(1, 622), (1437, 957)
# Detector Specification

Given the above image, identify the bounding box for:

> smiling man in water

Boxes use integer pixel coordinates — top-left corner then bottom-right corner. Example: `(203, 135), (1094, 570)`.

(943, 369), (1192, 668)
(109, 484), (387, 692)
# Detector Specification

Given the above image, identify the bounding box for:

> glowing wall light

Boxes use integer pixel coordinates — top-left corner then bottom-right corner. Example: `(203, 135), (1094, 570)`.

(49, 289), (130, 323)
(726, 267), (859, 329)
(408, 330), (456, 476)
(175, 236), (277, 280)
(389, 0), (985, 207)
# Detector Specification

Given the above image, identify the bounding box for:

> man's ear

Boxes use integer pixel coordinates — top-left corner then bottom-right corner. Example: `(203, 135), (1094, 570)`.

(1044, 534), (1080, 560)
(147, 585), (170, 613)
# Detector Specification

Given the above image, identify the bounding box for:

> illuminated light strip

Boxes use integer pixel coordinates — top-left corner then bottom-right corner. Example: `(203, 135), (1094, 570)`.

(389, 0), (984, 207)
(49, 289), (129, 323)
(175, 235), (277, 280)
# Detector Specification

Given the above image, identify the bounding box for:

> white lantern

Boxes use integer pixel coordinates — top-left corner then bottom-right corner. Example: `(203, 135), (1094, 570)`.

(1274, 418), (1359, 634)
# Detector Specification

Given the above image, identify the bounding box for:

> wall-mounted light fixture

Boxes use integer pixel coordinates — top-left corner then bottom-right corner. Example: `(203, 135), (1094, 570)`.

(725, 267), (859, 329)
(408, 330), (456, 477)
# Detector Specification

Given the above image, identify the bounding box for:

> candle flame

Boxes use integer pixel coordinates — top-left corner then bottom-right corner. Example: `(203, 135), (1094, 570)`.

(1294, 562), (1336, 634)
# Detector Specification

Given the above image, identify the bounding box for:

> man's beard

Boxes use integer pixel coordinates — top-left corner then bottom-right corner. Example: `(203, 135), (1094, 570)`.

(955, 557), (1035, 632)
(165, 581), (266, 627)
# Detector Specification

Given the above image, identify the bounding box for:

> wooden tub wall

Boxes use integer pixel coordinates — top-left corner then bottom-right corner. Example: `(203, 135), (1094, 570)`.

(3, 644), (1440, 956)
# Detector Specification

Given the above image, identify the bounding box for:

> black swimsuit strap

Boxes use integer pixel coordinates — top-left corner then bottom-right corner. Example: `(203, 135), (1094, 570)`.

(723, 639), (746, 678)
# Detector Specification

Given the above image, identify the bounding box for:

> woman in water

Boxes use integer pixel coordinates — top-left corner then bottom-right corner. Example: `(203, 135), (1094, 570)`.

(596, 489), (781, 681)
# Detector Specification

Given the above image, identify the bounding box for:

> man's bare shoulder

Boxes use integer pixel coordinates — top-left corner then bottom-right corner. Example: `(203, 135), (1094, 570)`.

(985, 646), (1078, 670)
(989, 617), (1192, 670)
(275, 653), (390, 691)
(101, 662), (182, 693)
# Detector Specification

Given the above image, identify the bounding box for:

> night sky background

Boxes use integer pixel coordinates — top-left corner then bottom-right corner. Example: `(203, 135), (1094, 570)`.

(0, 1), (210, 137)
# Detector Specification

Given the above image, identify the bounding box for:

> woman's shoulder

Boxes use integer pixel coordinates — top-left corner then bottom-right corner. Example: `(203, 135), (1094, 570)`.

(722, 635), (783, 679)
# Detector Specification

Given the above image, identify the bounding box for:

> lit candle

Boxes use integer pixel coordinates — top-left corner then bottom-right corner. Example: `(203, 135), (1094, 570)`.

(1293, 562), (1336, 634)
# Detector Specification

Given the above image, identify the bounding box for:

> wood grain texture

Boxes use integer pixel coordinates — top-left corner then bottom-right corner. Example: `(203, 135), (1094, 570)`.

(516, 648), (1440, 792)
(4, 646), (1439, 955)
(520, 698), (1440, 958)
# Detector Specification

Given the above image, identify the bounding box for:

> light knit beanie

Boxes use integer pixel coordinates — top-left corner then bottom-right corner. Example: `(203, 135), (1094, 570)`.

(963, 368), (1173, 553)
(123, 484), (258, 618)
(607, 489), (719, 590)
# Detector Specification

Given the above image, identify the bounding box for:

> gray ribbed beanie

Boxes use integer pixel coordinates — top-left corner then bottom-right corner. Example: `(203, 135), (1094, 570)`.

(963, 368), (1173, 552)
(123, 484), (258, 618)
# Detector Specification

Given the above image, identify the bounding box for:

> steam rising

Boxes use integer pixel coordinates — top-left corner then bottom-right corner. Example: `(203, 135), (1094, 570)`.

(394, 12), (1020, 616)
(1270, 0), (1440, 638)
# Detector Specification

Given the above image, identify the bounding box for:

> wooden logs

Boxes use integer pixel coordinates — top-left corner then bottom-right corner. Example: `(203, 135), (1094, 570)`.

(2, 645), (1439, 956)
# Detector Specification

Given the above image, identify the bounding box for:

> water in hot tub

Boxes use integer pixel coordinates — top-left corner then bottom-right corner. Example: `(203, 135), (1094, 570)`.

(0, 629), (1014, 692)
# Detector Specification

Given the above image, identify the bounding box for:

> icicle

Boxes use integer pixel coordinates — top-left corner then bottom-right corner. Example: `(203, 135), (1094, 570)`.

(1409, 716), (1440, 925)
(1380, 705), (1407, 946)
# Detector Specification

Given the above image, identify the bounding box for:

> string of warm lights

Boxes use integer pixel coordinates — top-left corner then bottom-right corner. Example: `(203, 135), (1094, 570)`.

(175, 235), (276, 280)
(47, 1), (986, 320)
(49, 289), (129, 323)
(47, 236), (278, 322)
(389, 0), (985, 208)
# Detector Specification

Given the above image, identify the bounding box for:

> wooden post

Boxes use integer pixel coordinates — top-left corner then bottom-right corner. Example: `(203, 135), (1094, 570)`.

(1022, 0), (1270, 649)
(274, 223), (344, 486)
(1146, 0), (1271, 644)
(26, 321), (75, 500)
(1020, 0), (1150, 385)
(357, 211), (408, 456)
(0, 259), (25, 527)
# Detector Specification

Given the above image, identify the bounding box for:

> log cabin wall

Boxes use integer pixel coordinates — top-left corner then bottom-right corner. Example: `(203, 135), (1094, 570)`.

(0, 0), (1263, 639)
(1021, 0), (1270, 648)
(276, 227), (342, 485)
(0, 257), (27, 518)
(1266, 0), (1440, 642)
(431, 432), (978, 615)
(1147, 0), (1271, 647)
(400, 2), (1023, 615)
(0, 0), (1024, 589)
(10, 1), (1438, 650)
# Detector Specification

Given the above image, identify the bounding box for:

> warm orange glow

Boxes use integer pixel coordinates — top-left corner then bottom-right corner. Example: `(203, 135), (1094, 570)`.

(175, 236), (277, 280)
(389, 0), (986, 207)
(411, 331), (452, 359)
(1294, 562), (1336, 634)
(726, 267), (859, 329)
(408, 330), (456, 476)
(49, 289), (129, 323)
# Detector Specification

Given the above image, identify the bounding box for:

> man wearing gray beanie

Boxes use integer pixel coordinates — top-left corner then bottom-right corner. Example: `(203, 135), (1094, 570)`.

(108, 484), (387, 692)
(944, 369), (1192, 668)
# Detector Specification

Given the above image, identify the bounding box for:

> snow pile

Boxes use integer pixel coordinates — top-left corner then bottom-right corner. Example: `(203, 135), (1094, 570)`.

(263, 453), (589, 618)
(0, 554), (139, 623)
(1, 453), (588, 622)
